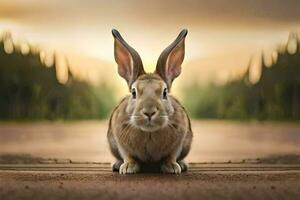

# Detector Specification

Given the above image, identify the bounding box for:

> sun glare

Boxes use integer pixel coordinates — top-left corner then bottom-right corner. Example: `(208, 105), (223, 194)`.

(0, 20), (20, 31)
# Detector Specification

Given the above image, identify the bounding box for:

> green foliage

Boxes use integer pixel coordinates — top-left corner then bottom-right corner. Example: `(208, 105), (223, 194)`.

(182, 33), (300, 120)
(0, 32), (115, 120)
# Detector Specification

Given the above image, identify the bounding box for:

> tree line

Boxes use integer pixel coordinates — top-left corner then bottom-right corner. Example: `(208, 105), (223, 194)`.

(182, 33), (300, 120)
(0, 31), (115, 120)
(1, 31), (299, 120)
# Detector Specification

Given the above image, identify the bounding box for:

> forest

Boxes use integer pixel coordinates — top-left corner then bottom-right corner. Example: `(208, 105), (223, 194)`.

(0, 31), (115, 120)
(0, 31), (299, 120)
(182, 33), (300, 120)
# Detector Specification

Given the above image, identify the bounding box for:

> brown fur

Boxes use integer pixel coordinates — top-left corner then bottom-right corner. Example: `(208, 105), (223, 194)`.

(108, 29), (192, 174)
(107, 75), (193, 173)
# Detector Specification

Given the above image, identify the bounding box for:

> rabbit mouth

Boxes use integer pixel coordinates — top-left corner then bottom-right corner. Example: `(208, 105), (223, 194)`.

(130, 115), (168, 132)
(140, 123), (160, 132)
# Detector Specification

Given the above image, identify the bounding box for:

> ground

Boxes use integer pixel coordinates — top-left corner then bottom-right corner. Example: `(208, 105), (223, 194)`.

(1, 163), (300, 200)
(1, 121), (300, 199)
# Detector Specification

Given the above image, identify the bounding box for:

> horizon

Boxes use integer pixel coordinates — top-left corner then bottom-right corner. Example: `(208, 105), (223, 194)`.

(1, 0), (300, 94)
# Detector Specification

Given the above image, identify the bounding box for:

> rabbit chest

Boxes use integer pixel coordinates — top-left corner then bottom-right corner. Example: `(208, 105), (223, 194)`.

(120, 127), (184, 163)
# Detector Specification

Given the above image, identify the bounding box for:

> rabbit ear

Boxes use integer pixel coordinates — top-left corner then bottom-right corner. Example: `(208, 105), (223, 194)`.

(155, 29), (187, 89)
(112, 29), (145, 88)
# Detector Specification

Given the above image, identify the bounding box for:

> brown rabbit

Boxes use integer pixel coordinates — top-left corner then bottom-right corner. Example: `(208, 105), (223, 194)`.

(107, 29), (193, 174)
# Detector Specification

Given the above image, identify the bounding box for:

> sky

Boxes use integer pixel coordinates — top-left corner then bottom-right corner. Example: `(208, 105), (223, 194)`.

(1, 0), (300, 91)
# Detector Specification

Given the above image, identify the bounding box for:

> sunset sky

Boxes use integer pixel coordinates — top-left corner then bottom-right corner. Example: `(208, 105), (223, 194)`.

(1, 0), (300, 92)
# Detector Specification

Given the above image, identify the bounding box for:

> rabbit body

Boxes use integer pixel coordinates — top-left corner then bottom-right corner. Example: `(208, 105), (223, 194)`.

(108, 94), (192, 164)
(107, 29), (193, 174)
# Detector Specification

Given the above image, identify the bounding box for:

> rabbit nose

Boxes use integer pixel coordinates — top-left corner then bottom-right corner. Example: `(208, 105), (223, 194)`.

(142, 108), (157, 120)
(143, 111), (156, 120)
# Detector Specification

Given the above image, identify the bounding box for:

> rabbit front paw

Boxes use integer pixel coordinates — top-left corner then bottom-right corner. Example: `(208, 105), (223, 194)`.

(119, 161), (140, 174)
(161, 161), (181, 174)
(112, 160), (123, 172)
(178, 160), (188, 172)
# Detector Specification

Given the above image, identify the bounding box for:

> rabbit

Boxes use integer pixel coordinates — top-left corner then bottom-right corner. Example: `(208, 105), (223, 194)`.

(107, 29), (193, 174)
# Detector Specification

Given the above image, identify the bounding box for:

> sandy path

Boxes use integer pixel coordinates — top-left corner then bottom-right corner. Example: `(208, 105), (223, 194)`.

(1, 164), (300, 200)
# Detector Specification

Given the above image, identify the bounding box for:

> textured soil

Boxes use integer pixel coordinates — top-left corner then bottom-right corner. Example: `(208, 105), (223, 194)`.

(1, 164), (300, 200)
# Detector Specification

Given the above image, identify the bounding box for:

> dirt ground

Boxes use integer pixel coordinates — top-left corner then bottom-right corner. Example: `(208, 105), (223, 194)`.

(1, 163), (300, 200)
(1, 121), (300, 199)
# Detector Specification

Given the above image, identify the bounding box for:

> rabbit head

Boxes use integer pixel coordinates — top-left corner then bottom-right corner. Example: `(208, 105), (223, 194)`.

(112, 29), (187, 132)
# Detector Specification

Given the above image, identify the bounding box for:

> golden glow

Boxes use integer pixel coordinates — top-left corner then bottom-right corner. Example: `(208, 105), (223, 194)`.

(0, 20), (20, 32)
(4, 40), (14, 54)
(1, 0), (300, 88)
(20, 42), (30, 55)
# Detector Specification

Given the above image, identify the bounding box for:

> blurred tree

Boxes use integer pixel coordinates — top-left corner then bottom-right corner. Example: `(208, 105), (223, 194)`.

(182, 32), (300, 120)
(0, 31), (115, 120)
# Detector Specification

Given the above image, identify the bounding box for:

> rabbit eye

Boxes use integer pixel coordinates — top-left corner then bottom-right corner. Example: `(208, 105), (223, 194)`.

(163, 88), (168, 99)
(131, 88), (137, 99)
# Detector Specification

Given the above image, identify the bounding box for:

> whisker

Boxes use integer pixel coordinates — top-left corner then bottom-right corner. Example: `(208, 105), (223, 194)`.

(120, 123), (131, 142)
(130, 115), (144, 119)
(167, 121), (176, 129)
